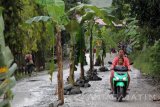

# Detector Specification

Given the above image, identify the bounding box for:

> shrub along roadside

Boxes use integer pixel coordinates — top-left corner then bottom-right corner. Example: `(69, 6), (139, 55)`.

(129, 41), (160, 77)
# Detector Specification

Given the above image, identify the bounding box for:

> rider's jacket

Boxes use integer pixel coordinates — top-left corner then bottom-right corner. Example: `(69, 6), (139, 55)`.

(111, 56), (130, 71)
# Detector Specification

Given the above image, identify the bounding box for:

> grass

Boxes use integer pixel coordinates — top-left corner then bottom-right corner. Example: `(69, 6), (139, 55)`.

(129, 49), (153, 75)
(14, 72), (28, 81)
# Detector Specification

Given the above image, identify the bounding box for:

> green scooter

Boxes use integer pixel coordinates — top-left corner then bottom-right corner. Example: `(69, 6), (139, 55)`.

(108, 62), (132, 102)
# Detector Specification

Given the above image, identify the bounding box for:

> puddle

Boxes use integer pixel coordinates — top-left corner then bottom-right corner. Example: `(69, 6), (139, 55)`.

(27, 79), (43, 82)
(40, 85), (54, 89)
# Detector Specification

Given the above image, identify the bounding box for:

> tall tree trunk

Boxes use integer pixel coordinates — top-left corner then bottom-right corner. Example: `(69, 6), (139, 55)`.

(89, 30), (93, 74)
(89, 22), (94, 74)
(34, 51), (41, 71)
(56, 26), (64, 105)
(93, 51), (95, 66)
(102, 56), (104, 67)
(80, 62), (85, 79)
(69, 45), (75, 85)
(80, 26), (85, 79)
(95, 55), (101, 66)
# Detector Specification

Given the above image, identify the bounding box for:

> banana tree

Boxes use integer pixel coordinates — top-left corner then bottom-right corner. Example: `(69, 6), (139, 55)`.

(78, 27), (86, 79)
(66, 20), (86, 81)
(0, 7), (17, 107)
(68, 4), (114, 78)
(95, 26), (116, 67)
(65, 20), (80, 85)
(93, 36), (103, 66)
(26, 0), (69, 104)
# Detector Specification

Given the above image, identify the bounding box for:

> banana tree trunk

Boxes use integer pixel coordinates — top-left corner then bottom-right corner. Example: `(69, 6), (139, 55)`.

(89, 23), (94, 74)
(102, 56), (104, 67)
(80, 62), (85, 79)
(56, 26), (64, 105)
(95, 55), (101, 66)
(80, 26), (85, 79)
(80, 48), (85, 79)
(69, 45), (75, 85)
(89, 35), (93, 73)
(93, 51), (95, 66)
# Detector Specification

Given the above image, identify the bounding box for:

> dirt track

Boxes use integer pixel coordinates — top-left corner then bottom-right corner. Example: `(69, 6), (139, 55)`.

(11, 53), (160, 107)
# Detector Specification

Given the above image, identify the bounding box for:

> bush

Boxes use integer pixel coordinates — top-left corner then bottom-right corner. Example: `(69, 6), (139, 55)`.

(150, 40), (160, 75)
(130, 49), (152, 75)
(130, 41), (160, 77)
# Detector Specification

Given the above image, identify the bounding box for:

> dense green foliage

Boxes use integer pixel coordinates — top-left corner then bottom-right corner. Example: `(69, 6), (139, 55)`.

(0, 0), (59, 73)
(63, 0), (89, 10)
(0, 7), (17, 107)
(0, 0), (160, 106)
(112, 0), (160, 76)
(0, 0), (49, 53)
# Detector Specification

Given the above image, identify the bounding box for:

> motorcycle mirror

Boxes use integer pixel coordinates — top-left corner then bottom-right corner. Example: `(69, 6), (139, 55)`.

(108, 61), (112, 64)
(130, 62), (133, 65)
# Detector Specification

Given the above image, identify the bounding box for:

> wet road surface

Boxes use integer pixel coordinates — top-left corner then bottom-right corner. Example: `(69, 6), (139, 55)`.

(11, 53), (160, 107)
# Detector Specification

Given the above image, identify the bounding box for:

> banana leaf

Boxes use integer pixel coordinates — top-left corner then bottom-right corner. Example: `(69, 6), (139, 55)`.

(0, 77), (16, 96)
(3, 47), (14, 68)
(0, 7), (5, 47)
(0, 7), (16, 106)
(25, 16), (51, 24)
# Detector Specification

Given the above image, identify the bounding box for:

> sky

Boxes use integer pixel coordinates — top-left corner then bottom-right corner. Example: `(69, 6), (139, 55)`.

(90, 0), (112, 8)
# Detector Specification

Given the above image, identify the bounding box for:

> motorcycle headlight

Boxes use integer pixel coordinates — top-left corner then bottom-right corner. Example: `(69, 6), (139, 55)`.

(115, 77), (119, 80)
(123, 77), (127, 81)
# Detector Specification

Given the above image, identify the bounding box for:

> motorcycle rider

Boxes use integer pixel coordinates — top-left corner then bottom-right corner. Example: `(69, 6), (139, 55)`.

(110, 49), (130, 94)
(25, 52), (34, 76)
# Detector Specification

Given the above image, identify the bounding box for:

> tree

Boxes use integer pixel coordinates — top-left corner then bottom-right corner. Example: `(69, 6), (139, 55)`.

(66, 20), (80, 85)
(26, 0), (69, 105)
(117, 0), (160, 75)
(66, 18), (86, 82)
(0, 0), (52, 72)
(78, 27), (86, 79)
(68, 3), (114, 79)
(0, 7), (17, 107)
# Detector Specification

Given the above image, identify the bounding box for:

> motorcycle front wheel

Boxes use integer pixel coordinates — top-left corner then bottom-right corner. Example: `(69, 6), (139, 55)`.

(117, 87), (124, 102)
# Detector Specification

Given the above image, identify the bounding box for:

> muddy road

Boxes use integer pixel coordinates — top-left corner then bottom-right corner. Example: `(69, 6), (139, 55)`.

(11, 53), (160, 107)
